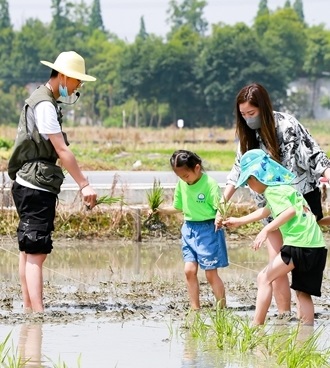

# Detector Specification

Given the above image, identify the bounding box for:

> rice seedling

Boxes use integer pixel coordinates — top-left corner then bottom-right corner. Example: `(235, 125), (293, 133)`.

(144, 179), (167, 233)
(0, 333), (28, 368)
(274, 325), (330, 368)
(146, 178), (164, 212)
(0, 333), (11, 364)
(182, 307), (330, 367)
(47, 354), (81, 368)
(217, 199), (232, 220)
(95, 195), (123, 206)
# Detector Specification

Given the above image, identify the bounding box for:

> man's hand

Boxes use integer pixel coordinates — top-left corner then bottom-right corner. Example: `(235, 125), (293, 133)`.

(81, 184), (97, 209)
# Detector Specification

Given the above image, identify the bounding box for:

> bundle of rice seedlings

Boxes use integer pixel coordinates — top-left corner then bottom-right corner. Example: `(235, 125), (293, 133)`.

(217, 199), (232, 220)
(146, 179), (164, 212)
(96, 195), (123, 206)
(144, 179), (166, 232)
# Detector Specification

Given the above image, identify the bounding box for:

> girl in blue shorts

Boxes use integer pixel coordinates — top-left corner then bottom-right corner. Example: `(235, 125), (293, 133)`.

(223, 149), (327, 325)
(157, 150), (228, 310)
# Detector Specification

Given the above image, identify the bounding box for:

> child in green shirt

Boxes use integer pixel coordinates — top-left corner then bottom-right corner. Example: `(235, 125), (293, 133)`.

(223, 149), (327, 325)
(158, 150), (228, 310)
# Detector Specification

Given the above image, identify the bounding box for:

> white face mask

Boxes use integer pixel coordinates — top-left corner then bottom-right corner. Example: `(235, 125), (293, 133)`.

(245, 115), (261, 130)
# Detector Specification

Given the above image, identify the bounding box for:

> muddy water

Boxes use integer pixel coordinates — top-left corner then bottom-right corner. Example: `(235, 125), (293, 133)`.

(0, 235), (330, 367)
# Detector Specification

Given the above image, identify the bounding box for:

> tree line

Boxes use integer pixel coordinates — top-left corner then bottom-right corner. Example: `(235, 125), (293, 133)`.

(0, 0), (330, 128)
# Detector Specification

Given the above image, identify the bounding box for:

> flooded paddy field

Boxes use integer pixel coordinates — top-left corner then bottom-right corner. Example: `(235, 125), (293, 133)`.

(0, 234), (330, 367)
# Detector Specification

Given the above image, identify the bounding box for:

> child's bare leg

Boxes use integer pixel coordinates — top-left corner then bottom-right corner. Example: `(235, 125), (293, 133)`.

(25, 254), (47, 312)
(184, 262), (200, 310)
(295, 291), (314, 325)
(254, 255), (294, 325)
(205, 269), (226, 308)
(266, 230), (291, 314)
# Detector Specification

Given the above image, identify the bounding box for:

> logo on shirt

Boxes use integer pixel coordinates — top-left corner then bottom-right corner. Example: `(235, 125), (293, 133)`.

(197, 193), (205, 202)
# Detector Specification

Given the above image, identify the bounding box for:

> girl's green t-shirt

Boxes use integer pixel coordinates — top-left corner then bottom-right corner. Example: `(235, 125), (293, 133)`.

(173, 173), (220, 221)
(265, 185), (325, 247)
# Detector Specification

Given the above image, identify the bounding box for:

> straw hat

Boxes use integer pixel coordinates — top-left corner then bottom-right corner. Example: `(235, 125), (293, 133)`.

(235, 149), (295, 188)
(40, 51), (96, 81)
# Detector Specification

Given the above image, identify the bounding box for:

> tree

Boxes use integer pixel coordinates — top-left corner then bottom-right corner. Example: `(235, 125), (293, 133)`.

(167, 0), (208, 36)
(293, 0), (304, 23)
(284, 0), (291, 8)
(303, 25), (330, 117)
(117, 35), (166, 126)
(137, 16), (148, 40)
(0, 0), (14, 91)
(84, 30), (126, 125)
(196, 23), (286, 126)
(256, 0), (269, 17)
(0, 0), (11, 29)
(254, 0), (270, 37)
(0, 85), (22, 125)
(89, 0), (105, 32)
(50, 0), (91, 51)
(255, 8), (307, 82)
(156, 26), (201, 126)
(304, 26), (330, 78)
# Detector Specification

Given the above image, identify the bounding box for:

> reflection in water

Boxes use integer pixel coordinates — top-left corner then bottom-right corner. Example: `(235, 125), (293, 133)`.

(1, 236), (329, 287)
(0, 237), (269, 285)
(18, 323), (43, 368)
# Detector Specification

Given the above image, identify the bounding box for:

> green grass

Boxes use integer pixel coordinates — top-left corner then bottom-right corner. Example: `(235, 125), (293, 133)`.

(67, 144), (237, 171)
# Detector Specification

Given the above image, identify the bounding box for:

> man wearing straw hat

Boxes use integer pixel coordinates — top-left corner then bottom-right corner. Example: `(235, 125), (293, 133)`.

(8, 51), (97, 313)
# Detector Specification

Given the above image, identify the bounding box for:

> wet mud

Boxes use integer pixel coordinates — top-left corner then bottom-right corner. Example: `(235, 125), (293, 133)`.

(0, 235), (330, 327)
(1, 275), (329, 326)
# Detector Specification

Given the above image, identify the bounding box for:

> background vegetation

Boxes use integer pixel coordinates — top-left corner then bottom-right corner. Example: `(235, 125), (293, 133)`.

(1, 123), (330, 172)
(0, 0), (330, 129)
(1, 124), (330, 239)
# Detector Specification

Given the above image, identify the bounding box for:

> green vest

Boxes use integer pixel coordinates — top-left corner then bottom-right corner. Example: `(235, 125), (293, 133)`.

(8, 85), (67, 194)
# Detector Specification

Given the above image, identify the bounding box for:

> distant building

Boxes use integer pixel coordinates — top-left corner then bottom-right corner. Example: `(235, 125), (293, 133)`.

(289, 78), (330, 120)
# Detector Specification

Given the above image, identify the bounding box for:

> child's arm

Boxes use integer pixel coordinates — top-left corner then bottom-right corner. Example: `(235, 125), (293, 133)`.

(157, 205), (182, 215)
(253, 206), (296, 249)
(223, 207), (271, 228)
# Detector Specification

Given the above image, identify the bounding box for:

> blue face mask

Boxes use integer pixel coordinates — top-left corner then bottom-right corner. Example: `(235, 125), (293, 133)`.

(59, 84), (68, 98)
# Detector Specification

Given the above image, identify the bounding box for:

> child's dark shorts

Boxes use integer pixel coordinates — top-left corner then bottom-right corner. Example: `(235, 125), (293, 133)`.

(281, 245), (327, 296)
(11, 182), (57, 254)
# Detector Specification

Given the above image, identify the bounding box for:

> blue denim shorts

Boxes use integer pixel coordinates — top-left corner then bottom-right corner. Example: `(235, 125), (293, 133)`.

(181, 219), (229, 270)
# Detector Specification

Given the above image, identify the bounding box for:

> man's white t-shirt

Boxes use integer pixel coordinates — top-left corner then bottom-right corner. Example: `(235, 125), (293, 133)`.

(35, 101), (61, 136)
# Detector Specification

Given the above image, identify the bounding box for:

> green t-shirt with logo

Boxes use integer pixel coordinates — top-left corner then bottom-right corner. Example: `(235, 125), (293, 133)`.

(265, 185), (325, 248)
(173, 173), (220, 221)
